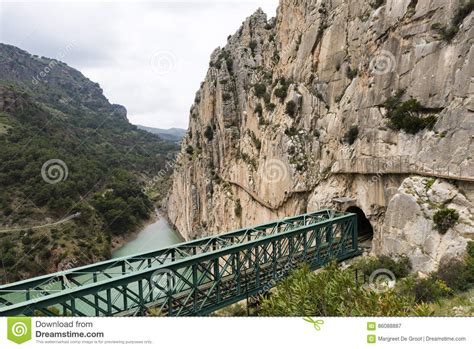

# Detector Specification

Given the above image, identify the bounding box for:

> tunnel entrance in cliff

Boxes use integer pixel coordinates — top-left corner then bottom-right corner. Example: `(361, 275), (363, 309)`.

(346, 206), (373, 241)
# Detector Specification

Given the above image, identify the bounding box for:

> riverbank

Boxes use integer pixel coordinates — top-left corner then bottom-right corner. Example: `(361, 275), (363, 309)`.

(111, 209), (183, 258)
(110, 210), (159, 254)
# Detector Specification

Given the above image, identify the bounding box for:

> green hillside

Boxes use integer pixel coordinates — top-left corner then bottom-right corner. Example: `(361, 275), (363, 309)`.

(0, 44), (178, 282)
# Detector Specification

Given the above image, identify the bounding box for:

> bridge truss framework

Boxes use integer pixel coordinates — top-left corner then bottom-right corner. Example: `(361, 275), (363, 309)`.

(0, 209), (360, 316)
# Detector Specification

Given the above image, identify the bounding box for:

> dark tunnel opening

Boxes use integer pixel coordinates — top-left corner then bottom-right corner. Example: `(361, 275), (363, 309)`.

(346, 206), (374, 241)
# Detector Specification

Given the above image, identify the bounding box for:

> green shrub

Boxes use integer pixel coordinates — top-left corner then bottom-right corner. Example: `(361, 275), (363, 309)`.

(266, 102), (276, 112)
(346, 67), (359, 80)
(344, 126), (359, 145)
(263, 92), (271, 104)
(383, 90), (438, 134)
(464, 241), (474, 285)
(254, 83), (267, 98)
(3, 206), (12, 216)
(400, 275), (453, 303)
(370, 0), (385, 9)
(285, 127), (298, 137)
(234, 199), (242, 217)
(285, 100), (297, 117)
(260, 263), (420, 316)
(38, 248), (52, 260)
(436, 241), (474, 292)
(217, 50), (234, 72)
(437, 257), (469, 292)
(226, 57), (234, 72)
(264, 23), (274, 30)
(258, 117), (268, 126)
(433, 207), (459, 234)
(90, 173), (153, 235)
(254, 103), (263, 117)
(75, 203), (94, 224)
(453, 0), (474, 26)
(185, 145), (194, 156)
(21, 235), (32, 245)
(274, 87), (288, 102)
(354, 255), (412, 279)
(249, 131), (262, 151)
(249, 40), (258, 52)
(431, 1), (473, 42)
(204, 125), (214, 141)
(2, 251), (16, 267)
(274, 77), (292, 102)
(425, 178), (436, 189)
(432, 23), (459, 42)
(314, 91), (325, 101)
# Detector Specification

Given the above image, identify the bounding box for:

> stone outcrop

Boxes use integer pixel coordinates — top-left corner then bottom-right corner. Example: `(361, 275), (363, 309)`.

(377, 176), (474, 273)
(167, 0), (474, 272)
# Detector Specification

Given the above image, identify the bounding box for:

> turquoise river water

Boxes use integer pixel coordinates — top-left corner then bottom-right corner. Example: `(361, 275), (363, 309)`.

(112, 210), (182, 258)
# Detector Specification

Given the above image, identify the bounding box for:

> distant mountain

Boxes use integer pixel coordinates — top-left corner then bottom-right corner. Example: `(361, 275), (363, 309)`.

(137, 125), (186, 143)
(0, 43), (179, 282)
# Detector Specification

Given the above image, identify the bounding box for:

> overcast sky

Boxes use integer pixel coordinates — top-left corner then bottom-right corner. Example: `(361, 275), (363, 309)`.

(0, 0), (278, 129)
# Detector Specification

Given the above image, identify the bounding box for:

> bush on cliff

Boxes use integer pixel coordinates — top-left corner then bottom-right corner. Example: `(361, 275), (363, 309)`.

(260, 263), (428, 316)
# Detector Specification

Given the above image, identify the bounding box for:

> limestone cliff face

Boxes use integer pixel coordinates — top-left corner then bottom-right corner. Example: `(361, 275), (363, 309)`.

(379, 176), (473, 273)
(168, 0), (474, 272)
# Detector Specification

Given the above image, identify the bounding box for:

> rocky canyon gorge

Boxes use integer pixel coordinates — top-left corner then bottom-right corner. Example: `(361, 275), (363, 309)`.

(167, 0), (474, 273)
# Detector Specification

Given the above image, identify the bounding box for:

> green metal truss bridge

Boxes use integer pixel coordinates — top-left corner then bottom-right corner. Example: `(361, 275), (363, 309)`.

(0, 209), (360, 316)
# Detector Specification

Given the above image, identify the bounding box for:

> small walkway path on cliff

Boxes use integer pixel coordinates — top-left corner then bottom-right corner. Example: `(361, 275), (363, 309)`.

(220, 156), (474, 212)
(333, 156), (474, 182)
(220, 175), (311, 211)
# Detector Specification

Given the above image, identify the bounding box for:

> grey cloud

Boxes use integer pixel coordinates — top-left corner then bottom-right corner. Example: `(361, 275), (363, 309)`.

(0, 0), (278, 129)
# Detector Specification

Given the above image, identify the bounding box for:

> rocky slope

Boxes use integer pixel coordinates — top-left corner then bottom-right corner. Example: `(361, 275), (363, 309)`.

(168, 0), (474, 272)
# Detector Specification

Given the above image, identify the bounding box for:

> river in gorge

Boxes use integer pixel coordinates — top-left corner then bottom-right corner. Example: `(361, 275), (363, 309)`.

(0, 211), (184, 311)
(112, 210), (183, 258)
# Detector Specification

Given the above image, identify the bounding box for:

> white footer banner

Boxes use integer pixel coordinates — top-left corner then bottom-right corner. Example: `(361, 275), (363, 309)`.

(0, 317), (472, 348)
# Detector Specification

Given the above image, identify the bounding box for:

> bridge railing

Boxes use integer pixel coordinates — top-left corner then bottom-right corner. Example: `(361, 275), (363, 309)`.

(0, 210), (359, 316)
(0, 210), (335, 302)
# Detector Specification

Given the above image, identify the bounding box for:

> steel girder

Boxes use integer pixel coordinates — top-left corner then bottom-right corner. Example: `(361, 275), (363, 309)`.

(0, 209), (360, 316)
